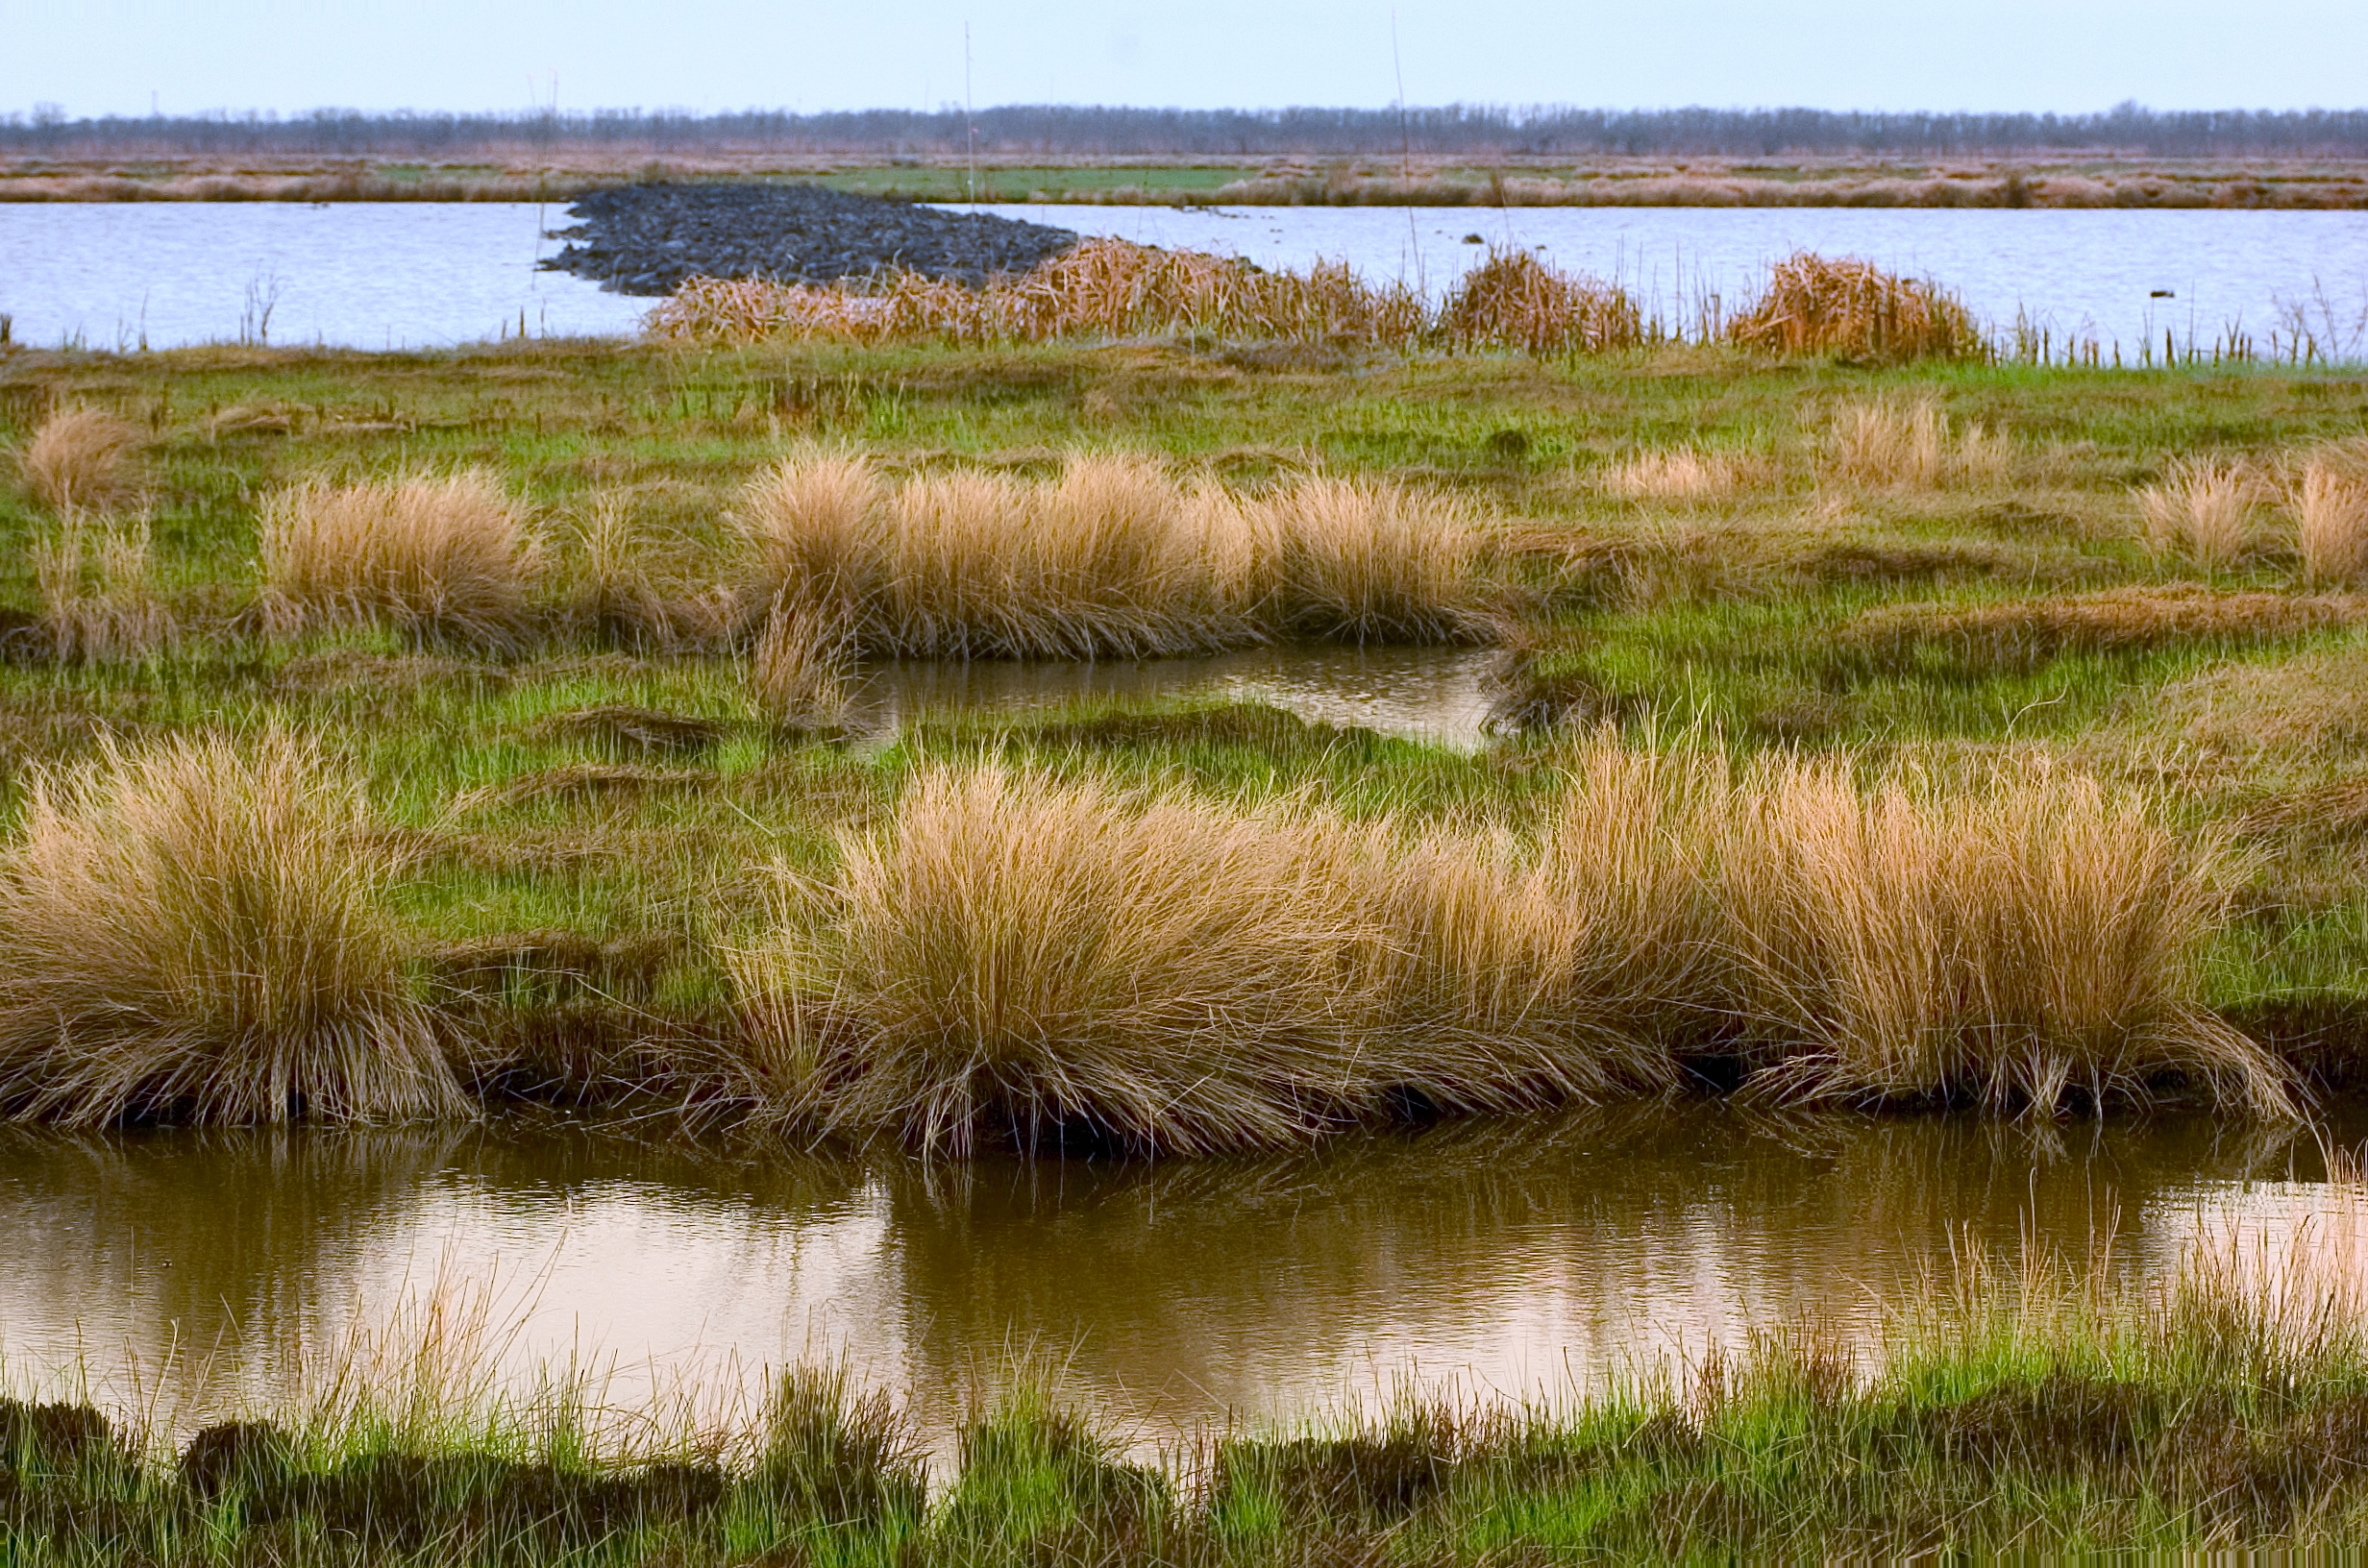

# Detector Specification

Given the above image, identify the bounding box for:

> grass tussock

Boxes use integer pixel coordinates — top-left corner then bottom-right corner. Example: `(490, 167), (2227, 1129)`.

(13, 406), (142, 513)
(728, 452), (1505, 658)
(259, 471), (542, 647)
(30, 513), (176, 661)
(1597, 445), (1772, 502)
(750, 596), (855, 729)
(1720, 760), (2287, 1115)
(2139, 456), (2271, 567)
(1729, 251), (1986, 362)
(648, 236), (1641, 353)
(0, 730), (465, 1125)
(1825, 396), (2007, 489)
(730, 758), (1696, 1154)
(2294, 446), (2368, 586)
(1838, 585), (2368, 676)
(729, 747), (2279, 1154)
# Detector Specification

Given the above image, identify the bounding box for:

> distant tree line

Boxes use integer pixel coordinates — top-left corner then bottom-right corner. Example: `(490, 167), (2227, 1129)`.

(8, 101), (2368, 159)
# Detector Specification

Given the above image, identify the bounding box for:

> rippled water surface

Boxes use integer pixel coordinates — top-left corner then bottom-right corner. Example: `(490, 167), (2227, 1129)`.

(3, 1109), (2362, 1455)
(6, 202), (2366, 355)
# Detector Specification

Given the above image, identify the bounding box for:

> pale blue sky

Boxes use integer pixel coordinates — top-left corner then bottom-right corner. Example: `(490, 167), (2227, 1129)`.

(10, 0), (2363, 120)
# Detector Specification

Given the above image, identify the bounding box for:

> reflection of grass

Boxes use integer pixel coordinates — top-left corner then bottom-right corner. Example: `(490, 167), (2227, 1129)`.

(13, 1232), (2368, 1556)
(0, 338), (2362, 1135)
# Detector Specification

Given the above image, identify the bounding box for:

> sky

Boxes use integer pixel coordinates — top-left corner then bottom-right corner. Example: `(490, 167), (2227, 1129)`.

(7, 0), (2366, 120)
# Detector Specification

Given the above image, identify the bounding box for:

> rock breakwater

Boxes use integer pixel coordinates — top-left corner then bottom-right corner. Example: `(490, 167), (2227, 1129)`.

(539, 183), (1078, 295)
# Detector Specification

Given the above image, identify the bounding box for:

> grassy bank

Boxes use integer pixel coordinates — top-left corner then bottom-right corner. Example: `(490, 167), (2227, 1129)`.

(7, 152), (2368, 208)
(0, 327), (2365, 1142)
(11, 1233), (2368, 1558)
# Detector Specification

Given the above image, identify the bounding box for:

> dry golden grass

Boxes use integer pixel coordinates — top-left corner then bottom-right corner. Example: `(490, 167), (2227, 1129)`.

(1718, 759), (2287, 1115)
(30, 514), (176, 661)
(648, 237), (1639, 355)
(2293, 448), (2368, 585)
(729, 759), (1693, 1154)
(750, 596), (855, 729)
(1728, 252), (1986, 362)
(1598, 447), (1772, 502)
(2137, 457), (2270, 567)
(729, 453), (1497, 657)
(259, 471), (541, 647)
(1837, 586), (2368, 674)
(1824, 397), (2007, 490)
(727, 745), (2282, 1152)
(1255, 477), (1507, 642)
(14, 407), (142, 513)
(0, 730), (465, 1125)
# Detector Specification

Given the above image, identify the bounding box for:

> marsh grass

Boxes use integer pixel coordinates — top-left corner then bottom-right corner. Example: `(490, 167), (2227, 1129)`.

(1825, 396), (2007, 490)
(1597, 445), (1773, 502)
(14, 406), (142, 513)
(728, 453), (1504, 659)
(1433, 249), (1645, 354)
(728, 746), (2277, 1154)
(649, 236), (1640, 355)
(259, 471), (543, 648)
(2293, 445), (2368, 586)
(0, 730), (466, 1125)
(1729, 251), (1986, 362)
(749, 596), (855, 730)
(1837, 585), (2368, 678)
(569, 493), (705, 649)
(1719, 760), (2290, 1115)
(2140, 456), (2271, 567)
(30, 512), (176, 661)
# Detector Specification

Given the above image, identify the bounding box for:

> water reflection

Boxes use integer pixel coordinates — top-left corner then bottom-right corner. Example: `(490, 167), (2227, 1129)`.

(844, 644), (1506, 749)
(0, 1108), (2356, 1451)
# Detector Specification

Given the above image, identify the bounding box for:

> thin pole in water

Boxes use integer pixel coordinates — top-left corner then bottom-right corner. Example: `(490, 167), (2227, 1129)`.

(1391, 9), (1422, 296)
(965, 22), (977, 207)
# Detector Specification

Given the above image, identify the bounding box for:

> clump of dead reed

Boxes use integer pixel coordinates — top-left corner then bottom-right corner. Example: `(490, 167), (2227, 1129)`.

(1824, 397), (2006, 489)
(13, 407), (143, 514)
(648, 237), (1639, 355)
(0, 730), (465, 1125)
(1434, 250), (1645, 354)
(259, 471), (541, 647)
(728, 453), (1501, 657)
(2293, 446), (2368, 585)
(1729, 252), (1986, 362)
(2138, 457), (2270, 567)
(30, 514), (176, 661)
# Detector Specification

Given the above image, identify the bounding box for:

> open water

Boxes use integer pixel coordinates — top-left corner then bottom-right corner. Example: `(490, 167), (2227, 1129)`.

(4, 201), (2365, 356)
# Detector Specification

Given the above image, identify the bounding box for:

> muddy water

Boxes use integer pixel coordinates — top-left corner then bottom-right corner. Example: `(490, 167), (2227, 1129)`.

(841, 644), (1506, 748)
(1, 1107), (2362, 1455)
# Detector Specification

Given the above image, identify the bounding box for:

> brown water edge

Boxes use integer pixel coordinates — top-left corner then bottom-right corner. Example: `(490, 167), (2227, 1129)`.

(3, 1103), (2366, 1464)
